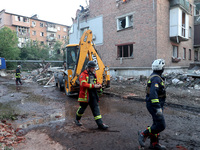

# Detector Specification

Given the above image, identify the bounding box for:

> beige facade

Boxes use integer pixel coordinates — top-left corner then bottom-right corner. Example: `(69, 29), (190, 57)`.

(0, 9), (69, 53)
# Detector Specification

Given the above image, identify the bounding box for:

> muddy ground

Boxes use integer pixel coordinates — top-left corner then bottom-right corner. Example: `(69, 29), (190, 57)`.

(0, 74), (200, 150)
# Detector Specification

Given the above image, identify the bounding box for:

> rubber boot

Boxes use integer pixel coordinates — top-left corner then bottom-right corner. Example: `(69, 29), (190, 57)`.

(74, 120), (82, 126)
(138, 128), (150, 147)
(149, 134), (166, 150)
(96, 119), (109, 130)
(75, 115), (82, 126)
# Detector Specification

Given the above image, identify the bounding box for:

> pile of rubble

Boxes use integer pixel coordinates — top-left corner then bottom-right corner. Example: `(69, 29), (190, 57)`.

(0, 120), (25, 149)
(164, 72), (200, 89)
(21, 63), (63, 87)
(111, 72), (200, 90)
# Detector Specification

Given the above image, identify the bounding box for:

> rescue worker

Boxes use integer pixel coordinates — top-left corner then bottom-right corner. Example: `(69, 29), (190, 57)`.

(16, 65), (22, 85)
(138, 59), (166, 150)
(74, 61), (109, 130)
(63, 61), (67, 71)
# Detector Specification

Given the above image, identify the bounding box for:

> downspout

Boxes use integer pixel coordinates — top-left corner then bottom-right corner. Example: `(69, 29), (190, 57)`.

(154, 0), (157, 60)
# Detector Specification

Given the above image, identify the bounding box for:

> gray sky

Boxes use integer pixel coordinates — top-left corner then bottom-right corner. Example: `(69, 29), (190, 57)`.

(0, 0), (89, 26)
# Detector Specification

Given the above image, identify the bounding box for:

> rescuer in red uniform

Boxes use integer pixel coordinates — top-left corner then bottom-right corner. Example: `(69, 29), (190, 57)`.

(74, 61), (109, 130)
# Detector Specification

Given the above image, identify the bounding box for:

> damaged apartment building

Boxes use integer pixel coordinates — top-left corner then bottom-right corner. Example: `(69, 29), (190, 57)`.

(0, 9), (69, 55)
(69, 0), (199, 76)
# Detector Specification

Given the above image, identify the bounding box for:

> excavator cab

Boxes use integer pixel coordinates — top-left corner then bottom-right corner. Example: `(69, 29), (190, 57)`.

(65, 44), (79, 70)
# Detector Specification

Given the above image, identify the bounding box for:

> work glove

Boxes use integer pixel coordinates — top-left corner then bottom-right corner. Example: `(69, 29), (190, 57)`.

(156, 108), (163, 116)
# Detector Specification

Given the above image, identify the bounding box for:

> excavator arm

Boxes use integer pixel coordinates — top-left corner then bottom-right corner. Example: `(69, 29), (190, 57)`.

(71, 30), (107, 86)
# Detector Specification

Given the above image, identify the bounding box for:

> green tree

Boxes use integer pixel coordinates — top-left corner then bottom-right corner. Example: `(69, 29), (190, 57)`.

(20, 40), (50, 60)
(0, 27), (20, 59)
(51, 41), (63, 60)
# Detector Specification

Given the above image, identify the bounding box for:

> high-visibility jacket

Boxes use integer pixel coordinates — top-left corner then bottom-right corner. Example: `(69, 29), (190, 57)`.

(146, 73), (166, 108)
(78, 70), (99, 103)
(15, 68), (21, 78)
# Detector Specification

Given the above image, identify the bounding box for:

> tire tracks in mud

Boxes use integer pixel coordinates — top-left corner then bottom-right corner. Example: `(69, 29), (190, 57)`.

(104, 92), (200, 114)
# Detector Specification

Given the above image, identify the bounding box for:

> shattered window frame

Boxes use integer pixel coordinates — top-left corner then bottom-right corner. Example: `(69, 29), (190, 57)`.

(40, 22), (44, 27)
(32, 31), (36, 36)
(116, 13), (133, 31)
(117, 43), (134, 58)
(183, 47), (186, 59)
(40, 32), (44, 37)
(189, 49), (192, 60)
(172, 45), (178, 58)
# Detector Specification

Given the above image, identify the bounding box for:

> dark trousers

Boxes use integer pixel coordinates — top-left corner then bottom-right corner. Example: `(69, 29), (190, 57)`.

(76, 96), (103, 125)
(146, 102), (166, 134)
(16, 78), (22, 85)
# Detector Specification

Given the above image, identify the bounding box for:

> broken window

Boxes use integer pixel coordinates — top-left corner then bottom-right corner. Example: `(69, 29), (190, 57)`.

(57, 26), (60, 31)
(173, 45), (178, 58)
(194, 50), (199, 61)
(63, 28), (67, 32)
(40, 32), (44, 36)
(117, 43), (133, 58)
(58, 35), (61, 39)
(18, 27), (28, 35)
(23, 17), (28, 22)
(117, 14), (133, 31)
(32, 21), (36, 27)
(189, 26), (192, 38)
(32, 31), (36, 36)
(189, 49), (192, 60)
(184, 48), (186, 59)
(182, 12), (186, 37)
(40, 23), (44, 27)
(40, 41), (44, 45)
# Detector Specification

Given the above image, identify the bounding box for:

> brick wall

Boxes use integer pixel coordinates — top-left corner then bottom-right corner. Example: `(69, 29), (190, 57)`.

(88, 0), (195, 68)
(156, 0), (194, 67)
(88, 0), (157, 67)
(29, 19), (47, 44)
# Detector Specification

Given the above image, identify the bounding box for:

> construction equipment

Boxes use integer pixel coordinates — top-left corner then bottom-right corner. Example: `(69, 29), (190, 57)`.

(54, 30), (110, 96)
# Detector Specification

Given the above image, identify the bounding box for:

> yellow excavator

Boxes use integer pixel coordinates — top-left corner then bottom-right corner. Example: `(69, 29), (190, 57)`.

(54, 30), (110, 96)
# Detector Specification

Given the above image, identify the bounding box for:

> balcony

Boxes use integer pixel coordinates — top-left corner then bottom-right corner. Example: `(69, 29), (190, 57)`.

(17, 33), (30, 38)
(12, 16), (30, 28)
(46, 36), (56, 41)
(169, 7), (189, 43)
(47, 27), (57, 32)
(170, 0), (190, 14)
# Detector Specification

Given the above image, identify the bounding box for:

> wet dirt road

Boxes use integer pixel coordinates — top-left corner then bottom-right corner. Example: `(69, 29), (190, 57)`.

(0, 76), (200, 150)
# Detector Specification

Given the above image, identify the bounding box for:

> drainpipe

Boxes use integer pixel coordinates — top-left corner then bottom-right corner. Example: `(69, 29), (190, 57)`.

(153, 0), (157, 60)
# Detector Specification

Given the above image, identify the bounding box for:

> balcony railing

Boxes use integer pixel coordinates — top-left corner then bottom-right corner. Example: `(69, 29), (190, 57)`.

(46, 36), (56, 41)
(47, 27), (57, 32)
(170, 0), (190, 13)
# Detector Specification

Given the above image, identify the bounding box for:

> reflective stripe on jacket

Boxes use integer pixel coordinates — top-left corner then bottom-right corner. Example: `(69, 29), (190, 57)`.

(16, 68), (21, 78)
(146, 73), (166, 107)
(78, 70), (97, 103)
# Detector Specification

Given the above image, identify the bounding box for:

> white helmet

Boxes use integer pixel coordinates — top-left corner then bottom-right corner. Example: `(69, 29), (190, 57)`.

(152, 59), (165, 71)
(17, 65), (21, 68)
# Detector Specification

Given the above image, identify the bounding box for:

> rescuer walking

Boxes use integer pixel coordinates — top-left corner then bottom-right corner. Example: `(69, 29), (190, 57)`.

(15, 65), (22, 85)
(74, 61), (109, 130)
(138, 59), (166, 150)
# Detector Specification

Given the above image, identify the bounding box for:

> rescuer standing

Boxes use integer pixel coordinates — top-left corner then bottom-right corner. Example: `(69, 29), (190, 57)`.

(16, 65), (22, 85)
(138, 59), (166, 150)
(74, 61), (109, 130)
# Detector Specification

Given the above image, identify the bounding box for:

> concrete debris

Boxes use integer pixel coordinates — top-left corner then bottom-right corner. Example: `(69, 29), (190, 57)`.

(0, 70), (7, 77)
(19, 64), (64, 86)
(111, 72), (200, 89)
